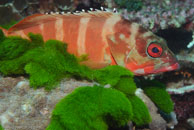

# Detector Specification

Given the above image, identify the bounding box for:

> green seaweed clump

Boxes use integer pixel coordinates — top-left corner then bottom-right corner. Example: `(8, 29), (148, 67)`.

(114, 76), (136, 95)
(92, 69), (151, 126)
(140, 79), (174, 114)
(0, 124), (3, 130)
(114, 76), (151, 126)
(93, 66), (133, 86)
(114, 0), (143, 11)
(46, 85), (133, 130)
(47, 75), (151, 129)
(128, 95), (151, 126)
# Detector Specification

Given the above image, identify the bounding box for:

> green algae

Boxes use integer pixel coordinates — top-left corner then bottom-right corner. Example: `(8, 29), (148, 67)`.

(114, 76), (136, 95)
(93, 66), (133, 87)
(0, 33), (44, 76)
(128, 95), (151, 126)
(0, 125), (3, 130)
(140, 79), (174, 114)
(46, 86), (133, 130)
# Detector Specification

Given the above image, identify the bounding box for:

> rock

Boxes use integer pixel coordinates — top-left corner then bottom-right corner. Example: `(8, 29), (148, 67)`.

(54, 0), (72, 8)
(0, 77), (24, 94)
(0, 77), (94, 130)
(0, 0), (13, 5)
(135, 88), (167, 130)
(32, 93), (47, 110)
(22, 3), (40, 16)
(166, 112), (178, 129)
(11, 81), (30, 96)
(187, 118), (194, 129)
(26, 0), (39, 4)
(13, 0), (28, 12)
(170, 91), (194, 120)
(0, 6), (22, 25)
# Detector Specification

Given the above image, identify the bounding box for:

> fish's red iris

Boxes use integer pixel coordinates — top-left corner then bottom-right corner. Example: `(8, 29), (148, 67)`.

(147, 43), (163, 58)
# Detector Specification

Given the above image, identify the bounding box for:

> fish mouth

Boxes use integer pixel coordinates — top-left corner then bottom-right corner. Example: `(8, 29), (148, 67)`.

(134, 62), (180, 76)
(151, 62), (180, 74)
(133, 62), (180, 76)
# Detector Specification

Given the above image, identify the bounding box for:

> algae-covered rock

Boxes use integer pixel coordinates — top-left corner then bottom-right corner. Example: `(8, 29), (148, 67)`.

(135, 88), (167, 130)
(141, 80), (174, 114)
(128, 95), (151, 126)
(46, 85), (133, 130)
(93, 65), (133, 87)
(114, 76), (136, 95)
(0, 124), (3, 130)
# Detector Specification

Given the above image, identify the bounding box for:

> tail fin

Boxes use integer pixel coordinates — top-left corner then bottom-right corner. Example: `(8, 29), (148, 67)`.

(0, 27), (8, 36)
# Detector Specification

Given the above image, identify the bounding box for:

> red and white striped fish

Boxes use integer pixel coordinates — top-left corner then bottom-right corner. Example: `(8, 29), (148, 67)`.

(1, 11), (179, 75)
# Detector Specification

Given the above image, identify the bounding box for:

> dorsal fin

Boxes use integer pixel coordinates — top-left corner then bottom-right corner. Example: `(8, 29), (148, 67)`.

(8, 10), (120, 32)
(72, 10), (118, 17)
(48, 10), (119, 18)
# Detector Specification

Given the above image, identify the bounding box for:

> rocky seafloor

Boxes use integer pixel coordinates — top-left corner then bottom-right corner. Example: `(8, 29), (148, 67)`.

(0, 0), (194, 130)
(0, 76), (177, 130)
(0, 77), (95, 130)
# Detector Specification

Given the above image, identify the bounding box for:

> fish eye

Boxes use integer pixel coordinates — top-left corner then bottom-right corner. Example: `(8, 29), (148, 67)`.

(147, 43), (163, 58)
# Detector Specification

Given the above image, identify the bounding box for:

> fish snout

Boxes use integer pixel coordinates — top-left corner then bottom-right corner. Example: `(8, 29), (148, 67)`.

(158, 49), (180, 72)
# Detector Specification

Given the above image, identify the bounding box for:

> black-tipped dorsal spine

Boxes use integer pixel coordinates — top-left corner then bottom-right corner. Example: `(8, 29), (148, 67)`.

(44, 7), (118, 16)
(113, 8), (117, 13)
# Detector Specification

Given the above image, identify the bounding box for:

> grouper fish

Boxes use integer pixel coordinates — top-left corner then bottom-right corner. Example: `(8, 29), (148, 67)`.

(0, 10), (179, 75)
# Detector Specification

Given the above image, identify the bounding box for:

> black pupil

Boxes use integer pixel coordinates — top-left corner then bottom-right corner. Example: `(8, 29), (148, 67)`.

(152, 47), (159, 53)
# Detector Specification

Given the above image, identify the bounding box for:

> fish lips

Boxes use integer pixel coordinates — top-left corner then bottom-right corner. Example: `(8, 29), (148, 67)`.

(152, 62), (180, 74)
(134, 62), (179, 76)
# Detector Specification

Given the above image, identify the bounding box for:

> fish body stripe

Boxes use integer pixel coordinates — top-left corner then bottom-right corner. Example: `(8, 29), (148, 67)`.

(39, 24), (44, 34)
(55, 19), (64, 41)
(43, 21), (56, 41)
(7, 30), (28, 39)
(129, 23), (139, 48)
(84, 17), (106, 62)
(16, 30), (28, 39)
(62, 17), (81, 56)
(77, 17), (91, 55)
(102, 15), (121, 43)
(101, 15), (121, 63)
